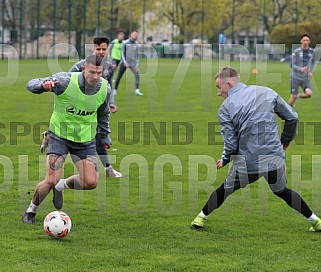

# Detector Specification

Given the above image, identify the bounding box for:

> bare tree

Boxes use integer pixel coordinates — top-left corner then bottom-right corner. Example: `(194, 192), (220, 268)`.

(3, 0), (20, 43)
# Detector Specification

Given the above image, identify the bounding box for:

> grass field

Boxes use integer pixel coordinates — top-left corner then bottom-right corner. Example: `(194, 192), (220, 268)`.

(0, 57), (321, 271)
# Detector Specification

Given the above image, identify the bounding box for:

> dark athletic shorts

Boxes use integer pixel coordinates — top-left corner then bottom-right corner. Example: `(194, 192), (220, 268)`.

(290, 78), (312, 95)
(47, 131), (97, 165)
(112, 59), (121, 66)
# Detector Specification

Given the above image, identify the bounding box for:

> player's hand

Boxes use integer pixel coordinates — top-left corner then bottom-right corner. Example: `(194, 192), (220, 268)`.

(109, 103), (118, 113)
(216, 159), (224, 169)
(101, 136), (112, 149)
(282, 143), (289, 150)
(308, 72), (313, 78)
(103, 142), (112, 149)
(301, 66), (308, 73)
(124, 63), (129, 68)
(42, 80), (59, 91)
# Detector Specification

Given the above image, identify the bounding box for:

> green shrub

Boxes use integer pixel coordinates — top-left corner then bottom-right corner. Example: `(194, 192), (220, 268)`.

(270, 22), (321, 48)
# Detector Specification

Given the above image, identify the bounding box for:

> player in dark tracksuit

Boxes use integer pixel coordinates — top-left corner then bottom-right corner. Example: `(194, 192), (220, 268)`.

(113, 30), (143, 96)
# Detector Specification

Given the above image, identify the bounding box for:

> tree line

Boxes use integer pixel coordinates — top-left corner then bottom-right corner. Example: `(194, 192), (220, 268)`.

(2, 0), (321, 48)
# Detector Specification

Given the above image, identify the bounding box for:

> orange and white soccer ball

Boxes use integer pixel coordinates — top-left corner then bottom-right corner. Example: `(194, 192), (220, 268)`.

(43, 211), (72, 238)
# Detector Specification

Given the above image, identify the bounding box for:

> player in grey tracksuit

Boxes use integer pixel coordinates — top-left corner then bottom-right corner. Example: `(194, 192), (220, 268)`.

(289, 34), (315, 107)
(191, 67), (321, 232)
(113, 30), (143, 96)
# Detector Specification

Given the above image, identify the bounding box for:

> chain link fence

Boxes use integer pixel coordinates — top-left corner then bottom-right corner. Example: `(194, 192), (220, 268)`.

(0, 0), (290, 60)
(0, 0), (222, 60)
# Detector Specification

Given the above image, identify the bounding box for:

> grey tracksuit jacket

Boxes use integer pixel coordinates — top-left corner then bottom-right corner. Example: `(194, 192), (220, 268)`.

(219, 83), (298, 173)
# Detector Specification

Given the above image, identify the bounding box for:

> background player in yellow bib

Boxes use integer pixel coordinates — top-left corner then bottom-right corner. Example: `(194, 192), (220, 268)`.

(109, 31), (125, 73)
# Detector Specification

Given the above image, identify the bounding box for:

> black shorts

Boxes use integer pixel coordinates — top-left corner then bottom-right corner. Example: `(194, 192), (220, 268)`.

(47, 131), (97, 164)
(112, 59), (121, 66)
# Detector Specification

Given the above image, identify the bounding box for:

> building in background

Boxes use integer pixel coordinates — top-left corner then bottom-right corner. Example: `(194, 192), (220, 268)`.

(140, 11), (179, 45)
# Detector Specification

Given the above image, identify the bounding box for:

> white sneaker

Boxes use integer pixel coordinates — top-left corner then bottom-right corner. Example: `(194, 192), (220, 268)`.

(113, 89), (117, 95)
(106, 165), (122, 178)
(135, 89), (143, 96)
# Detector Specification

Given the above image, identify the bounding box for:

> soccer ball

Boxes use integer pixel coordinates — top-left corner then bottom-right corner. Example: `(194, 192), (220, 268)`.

(43, 211), (72, 238)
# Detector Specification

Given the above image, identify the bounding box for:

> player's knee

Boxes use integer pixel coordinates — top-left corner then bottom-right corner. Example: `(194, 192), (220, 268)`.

(81, 172), (98, 189)
(273, 187), (288, 197)
(84, 176), (98, 189)
(46, 174), (60, 188)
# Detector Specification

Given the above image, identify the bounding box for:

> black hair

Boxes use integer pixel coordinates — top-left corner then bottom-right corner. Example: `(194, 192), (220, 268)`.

(93, 37), (110, 46)
(300, 34), (311, 40)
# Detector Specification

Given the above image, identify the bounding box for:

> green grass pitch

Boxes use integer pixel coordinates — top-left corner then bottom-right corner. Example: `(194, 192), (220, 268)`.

(0, 57), (321, 271)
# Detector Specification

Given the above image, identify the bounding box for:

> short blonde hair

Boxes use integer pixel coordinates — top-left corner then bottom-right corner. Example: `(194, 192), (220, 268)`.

(215, 67), (239, 80)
